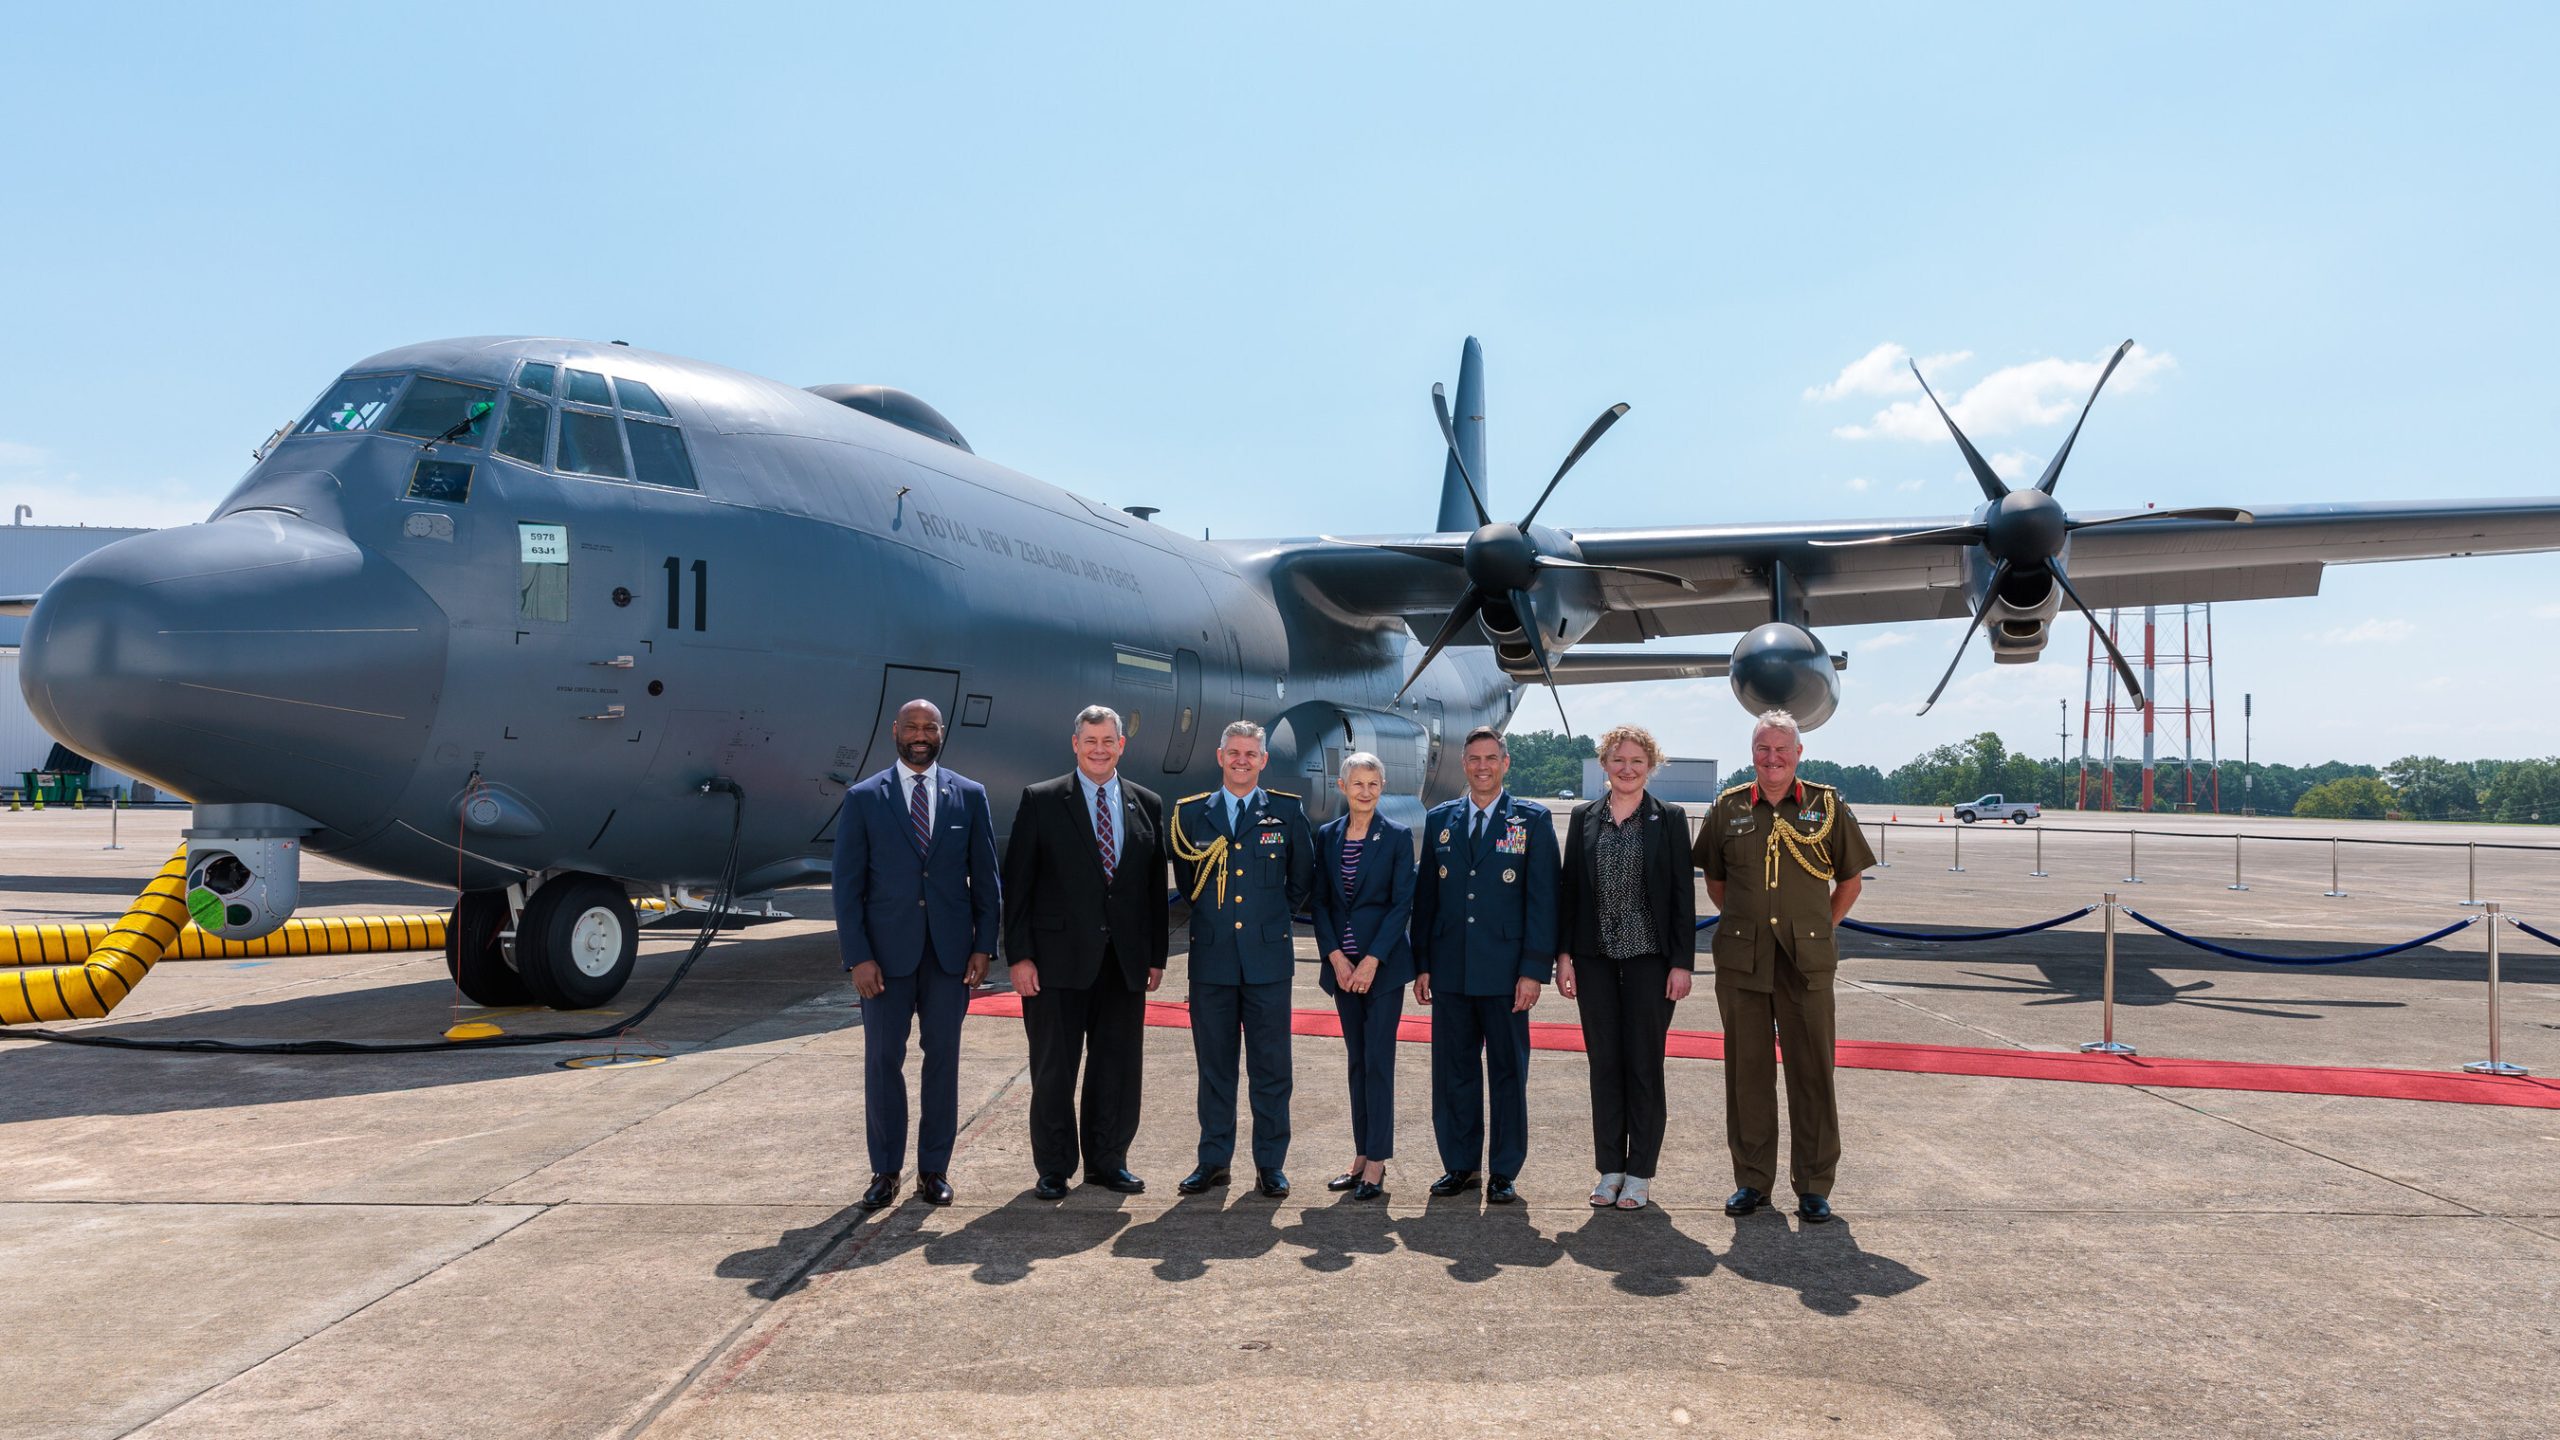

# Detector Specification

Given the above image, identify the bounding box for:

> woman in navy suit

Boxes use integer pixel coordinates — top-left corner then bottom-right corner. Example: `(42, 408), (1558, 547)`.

(1308, 751), (1417, 1201)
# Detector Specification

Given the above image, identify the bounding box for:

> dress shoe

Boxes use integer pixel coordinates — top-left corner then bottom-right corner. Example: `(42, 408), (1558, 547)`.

(1033, 1172), (1070, 1201)
(1352, 1178), (1386, 1202)
(1486, 1174), (1519, 1205)
(858, 1172), (899, 1212)
(1256, 1169), (1291, 1199)
(1725, 1186), (1770, 1216)
(1178, 1166), (1231, 1196)
(1797, 1193), (1834, 1224)
(1428, 1170), (1480, 1197)
(917, 1172), (954, 1206)
(1084, 1168), (1147, 1195)
(1326, 1170), (1362, 1193)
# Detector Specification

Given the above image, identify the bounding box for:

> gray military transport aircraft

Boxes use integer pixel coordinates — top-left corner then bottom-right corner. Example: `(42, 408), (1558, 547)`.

(13, 335), (2559, 1010)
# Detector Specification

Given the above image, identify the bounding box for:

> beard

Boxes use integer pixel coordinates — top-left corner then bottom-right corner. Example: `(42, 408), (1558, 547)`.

(901, 736), (943, 768)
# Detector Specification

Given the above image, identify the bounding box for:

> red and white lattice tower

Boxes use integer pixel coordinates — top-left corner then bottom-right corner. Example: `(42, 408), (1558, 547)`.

(2076, 604), (2222, 812)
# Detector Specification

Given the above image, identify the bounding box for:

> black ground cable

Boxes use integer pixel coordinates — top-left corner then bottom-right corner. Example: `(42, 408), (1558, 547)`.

(0, 783), (748, 1055)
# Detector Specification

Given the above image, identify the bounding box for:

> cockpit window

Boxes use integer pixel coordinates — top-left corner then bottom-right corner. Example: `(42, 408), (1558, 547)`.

(624, 419), (697, 489)
(613, 377), (670, 416)
(557, 409), (629, 478)
(563, 368), (613, 407)
(516, 361), (557, 396)
(294, 374), (405, 435)
(496, 395), (552, 466)
(382, 377), (499, 443)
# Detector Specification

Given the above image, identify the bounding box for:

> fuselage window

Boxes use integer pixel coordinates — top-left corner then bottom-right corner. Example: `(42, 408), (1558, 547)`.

(613, 377), (671, 417)
(496, 395), (552, 466)
(407, 459), (474, 504)
(382, 377), (498, 443)
(293, 374), (405, 435)
(624, 418), (697, 490)
(563, 368), (613, 407)
(557, 408), (630, 479)
(517, 361), (558, 396)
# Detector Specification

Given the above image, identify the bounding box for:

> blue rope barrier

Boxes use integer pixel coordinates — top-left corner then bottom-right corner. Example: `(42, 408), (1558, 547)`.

(2120, 907), (2478, 966)
(2505, 916), (2560, 952)
(1692, 906), (2096, 943)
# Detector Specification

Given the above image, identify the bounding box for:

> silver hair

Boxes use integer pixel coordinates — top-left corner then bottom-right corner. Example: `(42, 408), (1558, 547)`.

(1221, 720), (1267, 745)
(1752, 709), (1803, 743)
(1072, 704), (1125, 737)
(1337, 750), (1384, 780)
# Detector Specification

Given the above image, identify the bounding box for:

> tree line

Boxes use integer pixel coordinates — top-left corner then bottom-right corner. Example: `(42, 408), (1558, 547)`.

(1503, 729), (2560, 823)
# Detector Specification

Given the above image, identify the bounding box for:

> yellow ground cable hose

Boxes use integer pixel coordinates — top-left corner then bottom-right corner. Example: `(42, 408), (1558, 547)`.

(1, 845), (190, 1025)
(1, 912), (452, 967)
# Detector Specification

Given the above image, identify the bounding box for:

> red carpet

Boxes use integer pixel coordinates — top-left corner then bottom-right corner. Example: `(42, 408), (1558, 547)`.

(966, 993), (2560, 1110)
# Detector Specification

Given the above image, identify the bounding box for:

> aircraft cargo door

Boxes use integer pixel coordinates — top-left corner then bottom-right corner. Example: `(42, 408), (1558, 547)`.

(1161, 648), (1203, 773)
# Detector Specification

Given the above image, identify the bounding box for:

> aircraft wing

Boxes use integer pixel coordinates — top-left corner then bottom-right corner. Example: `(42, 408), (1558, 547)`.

(1269, 498), (2560, 643)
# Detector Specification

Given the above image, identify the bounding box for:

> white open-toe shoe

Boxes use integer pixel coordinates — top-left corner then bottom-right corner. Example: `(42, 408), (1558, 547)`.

(1615, 1175), (1651, 1210)
(1588, 1172), (1625, 1207)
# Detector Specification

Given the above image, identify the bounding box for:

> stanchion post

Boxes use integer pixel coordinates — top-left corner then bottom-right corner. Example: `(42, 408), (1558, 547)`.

(2324, 837), (2347, 898)
(2227, 833), (2247, 892)
(2464, 902), (2528, 1076)
(104, 791), (122, 851)
(2081, 893), (2135, 1055)
(2460, 843), (2481, 907)
(2122, 829), (2143, 884)
(2029, 827), (2048, 878)
(1949, 823), (1965, 873)
(1877, 823), (1890, 868)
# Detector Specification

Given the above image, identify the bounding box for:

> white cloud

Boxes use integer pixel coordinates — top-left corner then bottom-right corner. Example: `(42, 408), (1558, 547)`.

(1803, 343), (1973, 403)
(1989, 451), (2038, 483)
(1894, 477), (1928, 493)
(1844, 476), (1872, 493)
(1833, 343), (2176, 442)
(2317, 618), (2417, 645)
(2532, 603), (2560, 620)
(1862, 629), (1915, 650)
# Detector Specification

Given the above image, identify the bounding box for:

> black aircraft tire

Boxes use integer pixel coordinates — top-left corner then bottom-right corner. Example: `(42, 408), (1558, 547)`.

(516, 875), (639, 1011)
(445, 890), (531, 1007)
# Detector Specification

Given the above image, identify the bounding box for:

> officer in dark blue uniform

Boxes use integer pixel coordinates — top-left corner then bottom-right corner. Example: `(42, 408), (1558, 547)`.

(1170, 720), (1316, 1198)
(1412, 725), (1559, 1204)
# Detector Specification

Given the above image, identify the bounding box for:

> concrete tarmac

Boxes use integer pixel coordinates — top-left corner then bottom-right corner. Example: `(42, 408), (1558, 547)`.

(3, 806), (2556, 1438)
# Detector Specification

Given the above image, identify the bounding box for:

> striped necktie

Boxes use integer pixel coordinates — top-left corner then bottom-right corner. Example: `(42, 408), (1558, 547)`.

(1095, 783), (1116, 883)
(909, 773), (931, 856)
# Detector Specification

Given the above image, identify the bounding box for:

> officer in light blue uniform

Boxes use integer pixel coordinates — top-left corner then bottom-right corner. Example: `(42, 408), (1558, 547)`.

(1412, 725), (1559, 1204)
(1169, 720), (1316, 1198)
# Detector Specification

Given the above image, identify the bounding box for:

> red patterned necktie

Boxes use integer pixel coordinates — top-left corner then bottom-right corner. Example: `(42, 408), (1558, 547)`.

(910, 773), (931, 856)
(1095, 783), (1116, 883)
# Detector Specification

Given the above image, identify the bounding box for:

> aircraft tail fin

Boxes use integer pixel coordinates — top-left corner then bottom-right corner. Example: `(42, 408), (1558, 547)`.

(1434, 337), (1486, 533)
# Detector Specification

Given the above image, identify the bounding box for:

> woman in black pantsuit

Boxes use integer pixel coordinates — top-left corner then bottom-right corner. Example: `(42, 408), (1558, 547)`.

(1308, 751), (1417, 1201)
(1557, 723), (1697, 1210)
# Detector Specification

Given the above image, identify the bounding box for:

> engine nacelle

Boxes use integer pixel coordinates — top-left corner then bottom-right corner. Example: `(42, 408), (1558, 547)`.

(1729, 622), (1840, 729)
(1266, 702), (1432, 829)
(1982, 567), (2063, 663)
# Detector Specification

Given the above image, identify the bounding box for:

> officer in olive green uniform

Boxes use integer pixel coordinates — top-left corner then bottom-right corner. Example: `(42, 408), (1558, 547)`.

(1693, 710), (1875, 1223)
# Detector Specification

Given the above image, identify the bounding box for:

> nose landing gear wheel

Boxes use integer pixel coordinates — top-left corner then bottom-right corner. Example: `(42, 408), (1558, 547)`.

(445, 889), (530, 1007)
(515, 874), (639, 1010)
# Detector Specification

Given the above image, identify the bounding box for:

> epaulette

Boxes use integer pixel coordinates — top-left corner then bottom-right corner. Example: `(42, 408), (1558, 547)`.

(1177, 791), (1215, 805)
(1719, 779), (1757, 797)
(1266, 788), (1300, 801)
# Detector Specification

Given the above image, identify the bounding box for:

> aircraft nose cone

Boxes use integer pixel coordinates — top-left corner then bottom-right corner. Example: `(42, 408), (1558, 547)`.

(19, 513), (448, 837)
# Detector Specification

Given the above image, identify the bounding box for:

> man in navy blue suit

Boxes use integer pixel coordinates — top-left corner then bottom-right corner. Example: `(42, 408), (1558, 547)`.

(832, 698), (1001, 1212)
(1412, 725), (1559, 1205)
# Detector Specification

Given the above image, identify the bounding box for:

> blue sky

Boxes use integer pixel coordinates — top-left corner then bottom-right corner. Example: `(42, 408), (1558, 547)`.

(3, 4), (2552, 772)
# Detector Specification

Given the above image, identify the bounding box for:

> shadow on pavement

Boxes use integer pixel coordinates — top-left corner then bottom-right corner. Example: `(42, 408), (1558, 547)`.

(1555, 1206), (1721, 1296)
(1717, 1215), (1928, 1316)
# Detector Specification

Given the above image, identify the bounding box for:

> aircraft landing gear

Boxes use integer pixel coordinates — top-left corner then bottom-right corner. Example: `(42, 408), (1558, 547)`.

(445, 890), (529, 1007)
(512, 873), (639, 1010)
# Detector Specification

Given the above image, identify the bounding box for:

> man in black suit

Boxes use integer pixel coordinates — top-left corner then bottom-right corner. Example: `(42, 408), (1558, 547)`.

(1002, 704), (1170, 1200)
(831, 698), (1001, 1213)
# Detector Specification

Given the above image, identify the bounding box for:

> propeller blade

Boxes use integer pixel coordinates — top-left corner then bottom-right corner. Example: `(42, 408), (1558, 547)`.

(1510, 587), (1572, 736)
(1911, 359), (2010, 503)
(1917, 561), (2006, 715)
(1810, 523), (1991, 549)
(1393, 587), (1486, 702)
(2033, 339), (2134, 496)
(1518, 403), (1631, 529)
(1432, 383), (1493, 528)
(2051, 565), (2147, 708)
(1318, 536), (1470, 564)
(2064, 505), (2256, 531)
(1530, 554), (1699, 591)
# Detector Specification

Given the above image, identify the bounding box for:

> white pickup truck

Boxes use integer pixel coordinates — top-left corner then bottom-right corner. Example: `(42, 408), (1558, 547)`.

(1953, 794), (2039, 824)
